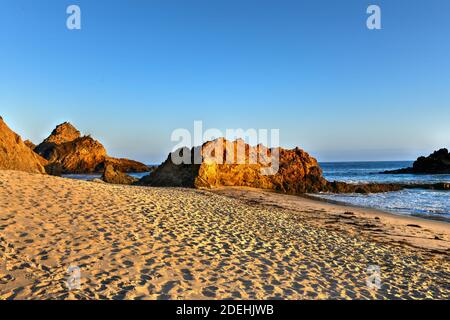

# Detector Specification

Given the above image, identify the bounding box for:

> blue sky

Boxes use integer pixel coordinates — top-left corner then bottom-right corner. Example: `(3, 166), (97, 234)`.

(1, 0), (449, 163)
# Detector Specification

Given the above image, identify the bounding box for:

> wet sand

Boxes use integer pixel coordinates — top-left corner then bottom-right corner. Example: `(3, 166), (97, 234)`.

(0, 171), (449, 299)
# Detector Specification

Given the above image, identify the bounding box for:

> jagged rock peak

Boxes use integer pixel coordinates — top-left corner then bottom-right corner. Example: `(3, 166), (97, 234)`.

(43, 122), (81, 145)
(35, 121), (148, 174)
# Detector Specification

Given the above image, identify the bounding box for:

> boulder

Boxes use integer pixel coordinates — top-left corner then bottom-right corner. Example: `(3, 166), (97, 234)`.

(43, 162), (64, 176)
(102, 164), (138, 185)
(101, 157), (149, 173)
(0, 116), (47, 174)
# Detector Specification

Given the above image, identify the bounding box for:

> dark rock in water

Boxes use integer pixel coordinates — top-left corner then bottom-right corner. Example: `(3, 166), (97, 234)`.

(102, 164), (137, 185)
(0, 116), (47, 174)
(382, 148), (450, 174)
(403, 183), (450, 191)
(383, 167), (414, 174)
(324, 181), (403, 194)
(413, 148), (450, 173)
(35, 122), (148, 174)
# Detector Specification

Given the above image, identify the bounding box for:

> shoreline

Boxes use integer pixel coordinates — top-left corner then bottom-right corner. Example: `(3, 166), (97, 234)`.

(210, 186), (450, 253)
(302, 193), (450, 224)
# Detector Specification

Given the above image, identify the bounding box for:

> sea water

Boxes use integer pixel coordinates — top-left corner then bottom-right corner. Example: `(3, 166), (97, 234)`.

(63, 171), (151, 180)
(316, 161), (450, 220)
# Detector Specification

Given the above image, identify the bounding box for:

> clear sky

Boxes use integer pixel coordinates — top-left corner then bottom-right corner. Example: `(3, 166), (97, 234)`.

(1, 0), (449, 163)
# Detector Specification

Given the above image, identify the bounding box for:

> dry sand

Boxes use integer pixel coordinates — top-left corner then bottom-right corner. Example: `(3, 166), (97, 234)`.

(0, 170), (449, 300)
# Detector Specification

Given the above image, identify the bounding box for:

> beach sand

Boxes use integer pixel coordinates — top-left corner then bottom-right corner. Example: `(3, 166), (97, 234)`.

(0, 170), (449, 300)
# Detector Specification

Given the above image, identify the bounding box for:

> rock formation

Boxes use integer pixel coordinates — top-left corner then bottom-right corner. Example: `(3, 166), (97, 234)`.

(41, 121), (80, 144)
(40, 135), (108, 173)
(34, 122), (81, 158)
(0, 116), (47, 174)
(323, 181), (403, 194)
(403, 183), (450, 191)
(139, 138), (409, 195)
(139, 146), (200, 187)
(382, 148), (450, 174)
(102, 164), (138, 185)
(35, 122), (148, 174)
(139, 138), (327, 193)
(43, 162), (64, 176)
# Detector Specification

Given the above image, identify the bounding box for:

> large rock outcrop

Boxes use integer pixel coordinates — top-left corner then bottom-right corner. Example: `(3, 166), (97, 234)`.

(139, 138), (329, 193)
(35, 122), (148, 174)
(0, 116), (47, 174)
(383, 148), (450, 174)
(139, 138), (409, 194)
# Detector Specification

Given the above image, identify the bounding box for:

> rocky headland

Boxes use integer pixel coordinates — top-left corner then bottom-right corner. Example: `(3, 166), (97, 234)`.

(383, 148), (450, 174)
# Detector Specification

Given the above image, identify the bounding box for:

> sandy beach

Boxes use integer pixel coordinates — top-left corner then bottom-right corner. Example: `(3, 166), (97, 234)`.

(0, 170), (449, 300)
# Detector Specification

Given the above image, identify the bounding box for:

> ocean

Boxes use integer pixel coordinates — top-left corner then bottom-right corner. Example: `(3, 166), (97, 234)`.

(316, 161), (450, 220)
(63, 172), (150, 181)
